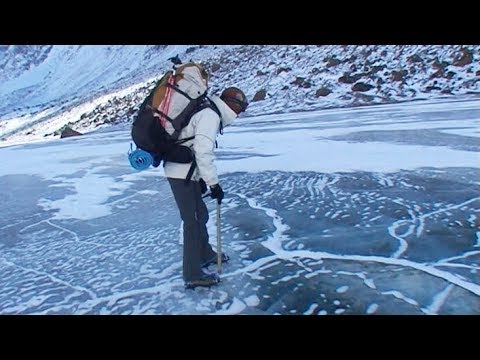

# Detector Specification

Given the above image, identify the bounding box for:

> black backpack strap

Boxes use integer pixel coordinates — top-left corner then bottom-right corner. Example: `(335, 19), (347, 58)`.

(165, 82), (194, 101)
(207, 98), (221, 118)
(185, 159), (196, 185)
(194, 97), (221, 117)
(176, 136), (195, 144)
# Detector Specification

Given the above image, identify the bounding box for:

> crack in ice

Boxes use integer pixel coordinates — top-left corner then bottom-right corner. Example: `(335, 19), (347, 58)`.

(232, 192), (480, 297)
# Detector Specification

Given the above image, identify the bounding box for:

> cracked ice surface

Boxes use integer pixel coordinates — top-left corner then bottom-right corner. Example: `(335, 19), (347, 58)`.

(0, 98), (479, 314)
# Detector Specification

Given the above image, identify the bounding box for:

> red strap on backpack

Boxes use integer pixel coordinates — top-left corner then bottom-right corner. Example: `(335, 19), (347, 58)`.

(159, 74), (175, 128)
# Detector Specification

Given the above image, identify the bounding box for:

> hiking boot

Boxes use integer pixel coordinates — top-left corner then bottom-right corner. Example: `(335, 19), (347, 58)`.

(201, 253), (230, 268)
(185, 273), (220, 290)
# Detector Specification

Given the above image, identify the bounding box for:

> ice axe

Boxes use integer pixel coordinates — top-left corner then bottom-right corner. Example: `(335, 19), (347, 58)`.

(216, 202), (222, 274)
(202, 193), (223, 274)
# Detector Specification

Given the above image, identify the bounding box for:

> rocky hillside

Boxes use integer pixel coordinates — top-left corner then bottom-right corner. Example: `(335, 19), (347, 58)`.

(0, 45), (479, 145)
(0, 45), (53, 82)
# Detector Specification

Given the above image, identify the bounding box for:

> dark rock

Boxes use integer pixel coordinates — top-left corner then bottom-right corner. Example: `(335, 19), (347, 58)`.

(425, 85), (442, 92)
(453, 48), (473, 67)
(432, 58), (450, 70)
(369, 65), (386, 74)
(446, 71), (456, 79)
(407, 54), (423, 63)
(391, 70), (408, 82)
(276, 67), (291, 75)
(352, 82), (374, 92)
(315, 87), (331, 97)
(339, 72), (362, 84)
(252, 89), (267, 101)
(210, 63), (221, 72)
(291, 77), (312, 88)
(326, 56), (341, 67)
(60, 126), (83, 139)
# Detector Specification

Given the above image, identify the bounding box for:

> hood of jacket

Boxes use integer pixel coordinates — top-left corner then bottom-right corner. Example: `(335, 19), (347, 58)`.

(210, 95), (237, 128)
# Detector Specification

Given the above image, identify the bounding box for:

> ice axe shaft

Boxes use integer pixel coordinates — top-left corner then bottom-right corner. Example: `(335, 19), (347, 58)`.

(217, 202), (222, 273)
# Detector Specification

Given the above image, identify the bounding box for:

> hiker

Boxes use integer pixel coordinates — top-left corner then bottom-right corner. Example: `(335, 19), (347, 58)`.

(164, 87), (249, 289)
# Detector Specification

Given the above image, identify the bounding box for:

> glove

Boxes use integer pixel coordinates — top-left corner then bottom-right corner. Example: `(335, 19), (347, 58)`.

(199, 178), (207, 194)
(152, 155), (162, 168)
(210, 184), (224, 204)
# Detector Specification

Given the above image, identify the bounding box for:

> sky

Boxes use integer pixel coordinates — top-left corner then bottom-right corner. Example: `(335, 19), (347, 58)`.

(0, 97), (478, 314)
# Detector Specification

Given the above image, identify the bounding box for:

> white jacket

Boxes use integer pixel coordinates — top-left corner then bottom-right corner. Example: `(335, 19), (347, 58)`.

(163, 95), (237, 186)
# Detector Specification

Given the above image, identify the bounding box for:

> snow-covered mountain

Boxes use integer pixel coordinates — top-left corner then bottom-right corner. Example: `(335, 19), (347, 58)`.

(0, 45), (179, 116)
(0, 45), (479, 146)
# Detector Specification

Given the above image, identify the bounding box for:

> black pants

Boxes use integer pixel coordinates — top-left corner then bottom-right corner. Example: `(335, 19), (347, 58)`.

(168, 178), (216, 282)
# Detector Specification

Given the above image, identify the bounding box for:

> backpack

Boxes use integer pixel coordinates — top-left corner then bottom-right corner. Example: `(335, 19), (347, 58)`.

(129, 62), (220, 171)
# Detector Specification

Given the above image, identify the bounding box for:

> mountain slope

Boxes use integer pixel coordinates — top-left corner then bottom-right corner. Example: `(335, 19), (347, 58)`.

(0, 45), (183, 115)
(0, 45), (479, 146)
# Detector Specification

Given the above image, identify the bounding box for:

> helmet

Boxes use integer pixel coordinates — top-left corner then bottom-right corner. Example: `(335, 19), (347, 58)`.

(220, 87), (248, 114)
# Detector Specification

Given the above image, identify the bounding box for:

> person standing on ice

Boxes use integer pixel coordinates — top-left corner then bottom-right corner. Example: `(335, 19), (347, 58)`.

(164, 86), (249, 289)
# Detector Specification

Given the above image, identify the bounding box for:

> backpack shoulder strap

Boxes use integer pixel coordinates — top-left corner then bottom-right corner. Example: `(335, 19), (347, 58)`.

(207, 98), (222, 118)
(196, 97), (221, 118)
